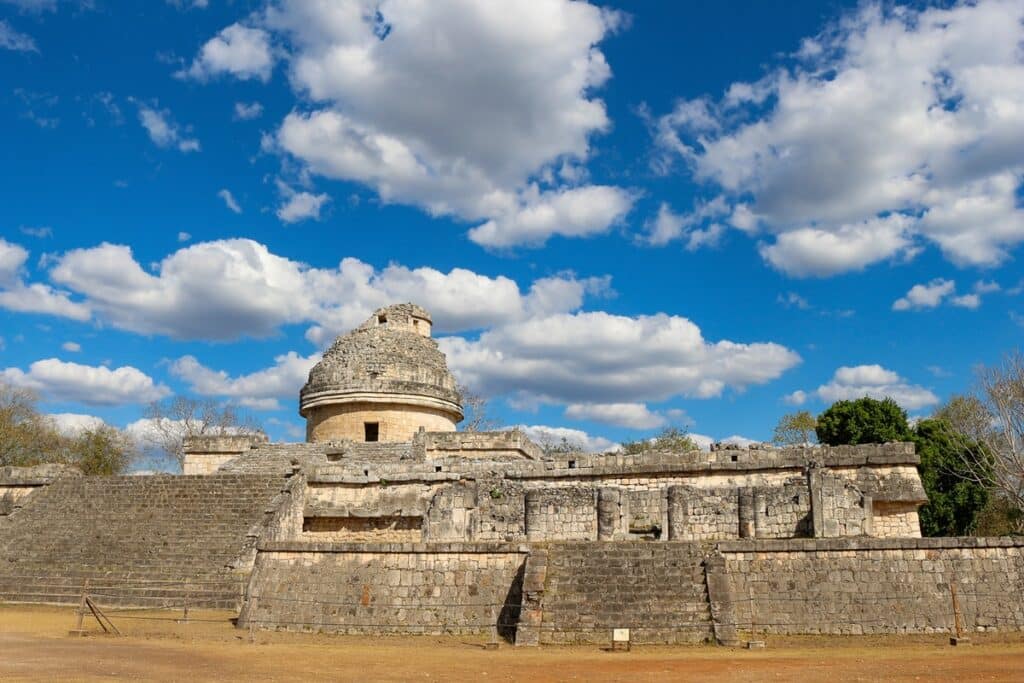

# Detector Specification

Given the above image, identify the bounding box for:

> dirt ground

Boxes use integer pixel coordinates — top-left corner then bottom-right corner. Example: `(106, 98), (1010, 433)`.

(1, 605), (1023, 682)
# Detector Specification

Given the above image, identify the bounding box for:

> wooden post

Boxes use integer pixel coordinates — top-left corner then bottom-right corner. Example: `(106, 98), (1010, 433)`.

(484, 603), (499, 650)
(181, 584), (191, 624)
(949, 581), (970, 646)
(69, 579), (89, 637)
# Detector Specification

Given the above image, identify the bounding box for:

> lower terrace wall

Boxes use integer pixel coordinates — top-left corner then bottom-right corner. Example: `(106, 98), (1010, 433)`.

(237, 537), (1024, 643)
(239, 542), (529, 636)
(717, 537), (1024, 636)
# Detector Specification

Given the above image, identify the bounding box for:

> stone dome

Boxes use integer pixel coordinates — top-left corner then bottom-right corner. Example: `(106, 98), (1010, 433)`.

(299, 304), (464, 443)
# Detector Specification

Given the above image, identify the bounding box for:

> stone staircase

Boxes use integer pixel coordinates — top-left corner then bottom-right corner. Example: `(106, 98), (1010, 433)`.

(0, 474), (288, 609)
(537, 542), (715, 644)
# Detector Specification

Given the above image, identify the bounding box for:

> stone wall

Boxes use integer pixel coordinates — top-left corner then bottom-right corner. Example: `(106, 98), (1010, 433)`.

(287, 441), (926, 543)
(418, 430), (543, 461)
(236, 536), (1024, 642)
(239, 542), (529, 635)
(305, 402), (457, 444)
(182, 434), (269, 476)
(717, 538), (1024, 635)
(0, 464), (80, 515)
(873, 502), (921, 537)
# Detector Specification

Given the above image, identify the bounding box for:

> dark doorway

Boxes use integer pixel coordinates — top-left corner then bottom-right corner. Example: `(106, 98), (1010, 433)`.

(364, 422), (379, 442)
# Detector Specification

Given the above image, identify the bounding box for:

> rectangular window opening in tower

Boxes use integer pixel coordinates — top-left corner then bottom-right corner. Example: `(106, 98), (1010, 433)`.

(364, 422), (379, 442)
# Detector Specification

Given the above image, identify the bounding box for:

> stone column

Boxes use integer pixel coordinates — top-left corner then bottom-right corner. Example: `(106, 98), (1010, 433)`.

(861, 494), (874, 537)
(667, 486), (689, 541)
(753, 488), (766, 538)
(524, 490), (544, 541)
(597, 487), (621, 541)
(738, 488), (755, 539)
(704, 551), (740, 646)
(807, 465), (826, 538)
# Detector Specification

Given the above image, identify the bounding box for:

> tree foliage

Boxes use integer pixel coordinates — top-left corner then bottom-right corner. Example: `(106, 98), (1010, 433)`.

(142, 396), (264, 469)
(772, 411), (818, 446)
(620, 427), (699, 455)
(815, 397), (912, 446)
(0, 381), (135, 475)
(932, 352), (1024, 534)
(913, 418), (989, 537)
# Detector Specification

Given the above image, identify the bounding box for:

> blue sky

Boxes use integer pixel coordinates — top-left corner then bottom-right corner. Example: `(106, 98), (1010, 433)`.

(1, 0), (1022, 460)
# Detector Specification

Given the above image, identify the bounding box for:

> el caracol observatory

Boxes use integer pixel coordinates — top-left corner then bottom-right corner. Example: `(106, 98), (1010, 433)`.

(6, 302), (1017, 647)
(299, 303), (464, 443)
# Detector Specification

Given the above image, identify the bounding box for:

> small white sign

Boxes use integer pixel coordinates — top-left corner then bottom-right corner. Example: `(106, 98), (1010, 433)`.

(612, 628), (630, 642)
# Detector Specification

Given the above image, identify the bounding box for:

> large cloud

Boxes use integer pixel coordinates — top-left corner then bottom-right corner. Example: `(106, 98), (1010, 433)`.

(0, 238), (90, 321)
(185, 0), (635, 244)
(44, 238), (604, 342)
(169, 352), (320, 410)
(441, 311), (801, 405)
(653, 0), (1024, 276)
(1, 358), (170, 406)
(786, 364), (939, 411)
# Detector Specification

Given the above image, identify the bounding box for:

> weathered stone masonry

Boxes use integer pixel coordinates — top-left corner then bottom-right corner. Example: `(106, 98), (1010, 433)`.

(3, 303), (1022, 645)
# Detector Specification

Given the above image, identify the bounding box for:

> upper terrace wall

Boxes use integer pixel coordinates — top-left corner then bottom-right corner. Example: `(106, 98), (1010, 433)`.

(294, 442), (925, 542)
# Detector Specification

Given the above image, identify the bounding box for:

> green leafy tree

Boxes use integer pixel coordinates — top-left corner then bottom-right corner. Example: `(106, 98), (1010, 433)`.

(815, 397), (912, 446)
(772, 411), (818, 446)
(913, 418), (989, 536)
(620, 427), (698, 455)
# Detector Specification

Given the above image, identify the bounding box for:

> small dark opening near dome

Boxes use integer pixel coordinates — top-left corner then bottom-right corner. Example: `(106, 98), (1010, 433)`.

(378, 314), (387, 324)
(365, 422), (379, 442)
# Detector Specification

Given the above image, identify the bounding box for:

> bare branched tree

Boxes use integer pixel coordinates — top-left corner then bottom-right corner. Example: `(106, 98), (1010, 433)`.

(142, 396), (264, 468)
(456, 383), (499, 432)
(936, 351), (1024, 533)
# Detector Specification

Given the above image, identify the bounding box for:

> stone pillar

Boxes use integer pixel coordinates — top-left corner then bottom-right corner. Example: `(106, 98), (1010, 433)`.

(861, 494), (874, 537)
(738, 488), (755, 539)
(753, 488), (766, 538)
(808, 465), (826, 538)
(597, 487), (621, 541)
(524, 490), (544, 541)
(667, 486), (689, 541)
(515, 549), (548, 647)
(704, 551), (740, 646)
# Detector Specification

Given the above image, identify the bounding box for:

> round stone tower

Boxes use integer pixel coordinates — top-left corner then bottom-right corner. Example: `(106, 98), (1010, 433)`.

(299, 303), (464, 443)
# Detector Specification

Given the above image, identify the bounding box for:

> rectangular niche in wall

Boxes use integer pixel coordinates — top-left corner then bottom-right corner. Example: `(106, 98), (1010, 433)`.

(302, 516), (423, 542)
(364, 422), (379, 442)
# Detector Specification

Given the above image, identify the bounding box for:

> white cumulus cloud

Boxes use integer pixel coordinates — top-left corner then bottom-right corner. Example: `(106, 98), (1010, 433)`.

(42, 238), (605, 342)
(169, 351), (320, 411)
(564, 402), (666, 430)
(441, 311), (801, 406)
(1, 358), (170, 406)
(793, 364), (939, 411)
(653, 0), (1024, 276)
(181, 23), (274, 82)
(245, 0), (632, 247)
(137, 104), (200, 153)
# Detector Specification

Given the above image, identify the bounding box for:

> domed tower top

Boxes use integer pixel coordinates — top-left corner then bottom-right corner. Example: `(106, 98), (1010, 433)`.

(299, 304), (463, 443)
